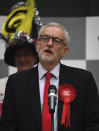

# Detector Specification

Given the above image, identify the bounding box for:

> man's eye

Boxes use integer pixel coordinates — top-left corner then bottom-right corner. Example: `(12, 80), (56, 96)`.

(43, 37), (49, 40)
(54, 39), (61, 43)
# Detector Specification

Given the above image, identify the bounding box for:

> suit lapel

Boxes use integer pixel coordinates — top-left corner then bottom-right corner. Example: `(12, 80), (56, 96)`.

(58, 64), (72, 130)
(27, 66), (42, 131)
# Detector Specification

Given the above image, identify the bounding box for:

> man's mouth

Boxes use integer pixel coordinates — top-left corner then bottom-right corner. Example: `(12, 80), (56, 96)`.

(44, 49), (53, 54)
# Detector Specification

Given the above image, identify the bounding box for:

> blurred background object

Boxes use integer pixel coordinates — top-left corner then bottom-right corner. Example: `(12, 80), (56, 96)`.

(0, 0), (99, 16)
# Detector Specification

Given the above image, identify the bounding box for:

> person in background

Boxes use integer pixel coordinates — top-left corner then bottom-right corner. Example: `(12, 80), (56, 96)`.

(0, 32), (39, 115)
(1, 22), (99, 131)
(4, 31), (38, 72)
(0, 0), (42, 116)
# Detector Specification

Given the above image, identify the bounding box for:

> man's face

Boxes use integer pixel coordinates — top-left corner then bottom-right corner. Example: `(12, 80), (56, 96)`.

(36, 26), (69, 66)
(14, 47), (35, 72)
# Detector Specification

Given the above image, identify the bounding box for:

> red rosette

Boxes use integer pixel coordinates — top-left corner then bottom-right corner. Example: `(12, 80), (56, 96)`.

(58, 83), (77, 128)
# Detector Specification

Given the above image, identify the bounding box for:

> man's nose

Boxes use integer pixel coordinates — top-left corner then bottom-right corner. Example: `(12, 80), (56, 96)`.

(47, 38), (53, 46)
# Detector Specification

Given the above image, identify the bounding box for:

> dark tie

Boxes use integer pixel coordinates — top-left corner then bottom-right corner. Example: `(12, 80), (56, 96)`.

(42, 73), (52, 131)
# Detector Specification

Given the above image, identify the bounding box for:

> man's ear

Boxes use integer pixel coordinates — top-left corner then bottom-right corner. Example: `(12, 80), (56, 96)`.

(62, 45), (69, 57)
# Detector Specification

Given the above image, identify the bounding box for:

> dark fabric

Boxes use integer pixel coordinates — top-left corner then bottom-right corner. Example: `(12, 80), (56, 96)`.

(0, 64), (99, 131)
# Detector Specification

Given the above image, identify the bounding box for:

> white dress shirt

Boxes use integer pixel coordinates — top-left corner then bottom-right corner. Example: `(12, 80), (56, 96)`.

(0, 77), (8, 104)
(38, 63), (60, 131)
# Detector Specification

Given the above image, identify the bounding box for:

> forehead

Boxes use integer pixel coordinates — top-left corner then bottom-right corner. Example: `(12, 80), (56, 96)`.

(15, 47), (32, 54)
(41, 26), (64, 37)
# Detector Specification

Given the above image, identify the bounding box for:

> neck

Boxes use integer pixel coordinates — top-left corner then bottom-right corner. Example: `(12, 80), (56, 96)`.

(40, 62), (59, 71)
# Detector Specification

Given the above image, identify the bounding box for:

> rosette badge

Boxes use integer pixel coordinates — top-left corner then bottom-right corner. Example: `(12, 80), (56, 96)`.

(58, 83), (77, 128)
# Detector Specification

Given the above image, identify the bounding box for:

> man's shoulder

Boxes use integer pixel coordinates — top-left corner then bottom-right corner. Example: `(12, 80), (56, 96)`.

(6, 66), (38, 91)
(9, 66), (38, 80)
(61, 63), (91, 76)
(60, 64), (95, 86)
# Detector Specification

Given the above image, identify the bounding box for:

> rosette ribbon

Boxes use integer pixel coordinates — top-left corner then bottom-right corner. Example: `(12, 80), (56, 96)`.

(58, 83), (77, 128)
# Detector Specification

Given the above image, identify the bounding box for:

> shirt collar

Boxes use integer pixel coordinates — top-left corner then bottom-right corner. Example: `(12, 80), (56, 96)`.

(38, 63), (60, 80)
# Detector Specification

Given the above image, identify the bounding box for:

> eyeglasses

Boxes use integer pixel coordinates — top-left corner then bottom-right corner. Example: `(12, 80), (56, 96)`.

(38, 35), (65, 45)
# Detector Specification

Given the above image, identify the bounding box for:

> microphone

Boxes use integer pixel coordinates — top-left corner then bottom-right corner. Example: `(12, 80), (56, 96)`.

(48, 85), (57, 114)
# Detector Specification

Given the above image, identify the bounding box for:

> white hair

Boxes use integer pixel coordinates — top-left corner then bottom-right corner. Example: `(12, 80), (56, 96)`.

(38, 22), (70, 44)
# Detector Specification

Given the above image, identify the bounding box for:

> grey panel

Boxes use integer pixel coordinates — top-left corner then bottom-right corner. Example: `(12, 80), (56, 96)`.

(0, 60), (8, 78)
(41, 17), (85, 59)
(86, 60), (99, 90)
(86, 17), (99, 60)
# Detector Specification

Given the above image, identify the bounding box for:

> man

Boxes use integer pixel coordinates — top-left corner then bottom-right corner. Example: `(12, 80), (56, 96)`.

(1, 22), (99, 131)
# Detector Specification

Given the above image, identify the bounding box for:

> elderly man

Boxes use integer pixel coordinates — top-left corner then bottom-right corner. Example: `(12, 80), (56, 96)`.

(1, 22), (99, 131)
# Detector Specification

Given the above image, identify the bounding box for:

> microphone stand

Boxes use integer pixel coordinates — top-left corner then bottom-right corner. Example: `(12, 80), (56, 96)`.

(51, 112), (54, 131)
(48, 85), (57, 131)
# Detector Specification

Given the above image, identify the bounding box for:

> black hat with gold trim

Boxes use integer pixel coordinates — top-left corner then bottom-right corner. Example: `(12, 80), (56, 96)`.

(1, 0), (42, 67)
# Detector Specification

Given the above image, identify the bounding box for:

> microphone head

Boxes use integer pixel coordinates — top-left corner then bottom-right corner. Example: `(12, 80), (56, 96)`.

(48, 85), (57, 114)
(48, 85), (57, 95)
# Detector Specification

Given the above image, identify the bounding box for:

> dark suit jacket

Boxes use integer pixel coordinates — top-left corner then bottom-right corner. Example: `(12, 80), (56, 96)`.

(1, 64), (99, 131)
